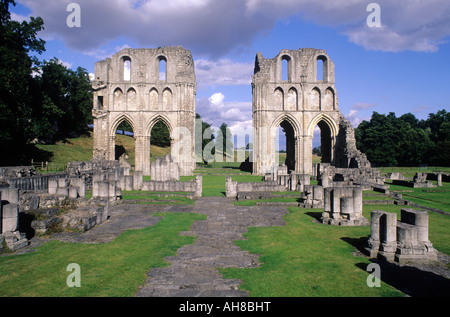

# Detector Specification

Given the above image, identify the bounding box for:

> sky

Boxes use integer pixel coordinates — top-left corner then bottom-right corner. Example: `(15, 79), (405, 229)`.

(10, 0), (450, 148)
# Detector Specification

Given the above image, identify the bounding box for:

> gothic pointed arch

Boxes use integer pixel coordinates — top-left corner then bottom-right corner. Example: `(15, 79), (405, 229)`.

(110, 113), (137, 137)
(146, 113), (174, 137)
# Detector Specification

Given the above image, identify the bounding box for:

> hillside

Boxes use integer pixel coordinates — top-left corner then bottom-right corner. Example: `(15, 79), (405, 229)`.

(34, 132), (171, 172)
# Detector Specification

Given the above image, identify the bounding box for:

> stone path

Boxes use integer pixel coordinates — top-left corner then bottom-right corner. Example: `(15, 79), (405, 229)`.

(13, 197), (288, 297)
(136, 197), (288, 297)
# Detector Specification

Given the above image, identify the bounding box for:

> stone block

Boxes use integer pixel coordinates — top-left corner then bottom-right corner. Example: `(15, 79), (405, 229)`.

(56, 187), (69, 196)
(0, 188), (19, 204)
(58, 177), (69, 188)
(2, 203), (19, 233)
(68, 186), (79, 199)
(48, 179), (58, 194)
(133, 171), (143, 190)
(93, 181), (109, 198)
(3, 231), (28, 251)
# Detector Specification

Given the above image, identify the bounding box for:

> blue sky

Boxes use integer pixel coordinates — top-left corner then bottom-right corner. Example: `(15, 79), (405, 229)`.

(10, 0), (450, 148)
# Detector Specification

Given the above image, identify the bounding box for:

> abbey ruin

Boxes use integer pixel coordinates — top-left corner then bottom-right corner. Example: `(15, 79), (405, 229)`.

(251, 48), (373, 176)
(91, 46), (197, 176)
(1, 46), (444, 268)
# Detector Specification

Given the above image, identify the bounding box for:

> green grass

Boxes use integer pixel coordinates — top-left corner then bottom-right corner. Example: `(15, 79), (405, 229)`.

(362, 196), (394, 201)
(378, 166), (450, 179)
(34, 132), (171, 172)
(221, 202), (450, 297)
(220, 207), (403, 297)
(142, 175), (196, 182)
(387, 181), (450, 213)
(201, 175), (264, 197)
(0, 212), (205, 297)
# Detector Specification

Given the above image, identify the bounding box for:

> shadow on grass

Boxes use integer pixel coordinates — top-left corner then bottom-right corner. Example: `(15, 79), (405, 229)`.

(354, 260), (450, 297)
(304, 211), (323, 222)
(341, 236), (370, 255)
(342, 236), (450, 297)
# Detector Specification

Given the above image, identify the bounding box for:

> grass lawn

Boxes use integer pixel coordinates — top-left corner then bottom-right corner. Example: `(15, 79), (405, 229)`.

(387, 181), (450, 213)
(201, 174), (263, 197)
(34, 132), (171, 172)
(220, 207), (403, 297)
(220, 202), (450, 297)
(378, 166), (450, 179)
(0, 212), (205, 297)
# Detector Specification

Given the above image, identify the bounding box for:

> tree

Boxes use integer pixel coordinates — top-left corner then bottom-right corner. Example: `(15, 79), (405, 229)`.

(32, 59), (93, 143)
(117, 121), (133, 135)
(216, 123), (233, 160)
(313, 146), (322, 156)
(195, 113), (215, 165)
(150, 121), (171, 147)
(423, 109), (450, 166)
(0, 0), (45, 164)
(355, 111), (436, 167)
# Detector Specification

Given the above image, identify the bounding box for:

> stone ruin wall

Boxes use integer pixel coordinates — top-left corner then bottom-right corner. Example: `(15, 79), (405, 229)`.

(91, 46), (196, 177)
(251, 48), (378, 178)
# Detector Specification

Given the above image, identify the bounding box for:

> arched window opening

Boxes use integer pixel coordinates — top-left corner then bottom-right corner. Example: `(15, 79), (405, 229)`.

(286, 88), (297, 111)
(324, 88), (335, 110)
(123, 57), (131, 81)
(276, 120), (296, 172)
(317, 56), (327, 82)
(127, 88), (137, 109)
(317, 58), (323, 81)
(274, 87), (284, 109)
(150, 120), (171, 162)
(158, 57), (167, 81)
(149, 88), (158, 110)
(162, 88), (173, 110)
(113, 88), (124, 110)
(281, 57), (289, 81)
(311, 88), (321, 110)
(312, 120), (332, 164)
(115, 119), (135, 167)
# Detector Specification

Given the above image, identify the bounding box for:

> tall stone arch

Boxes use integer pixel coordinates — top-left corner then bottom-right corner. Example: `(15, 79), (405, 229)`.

(91, 46), (196, 176)
(271, 114), (301, 173)
(252, 48), (368, 175)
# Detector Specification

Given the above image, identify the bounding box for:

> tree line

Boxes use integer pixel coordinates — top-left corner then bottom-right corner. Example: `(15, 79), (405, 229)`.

(355, 110), (450, 167)
(0, 1), (92, 165)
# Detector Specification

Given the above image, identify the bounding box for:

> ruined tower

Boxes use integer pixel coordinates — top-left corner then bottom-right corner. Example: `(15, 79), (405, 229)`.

(91, 46), (196, 176)
(252, 48), (371, 175)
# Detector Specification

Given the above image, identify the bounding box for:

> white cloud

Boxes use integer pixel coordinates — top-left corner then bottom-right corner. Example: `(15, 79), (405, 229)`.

(56, 58), (73, 69)
(10, 12), (29, 22)
(196, 93), (252, 133)
(17, 0), (450, 56)
(195, 59), (253, 88)
(344, 102), (377, 127)
(351, 102), (377, 110)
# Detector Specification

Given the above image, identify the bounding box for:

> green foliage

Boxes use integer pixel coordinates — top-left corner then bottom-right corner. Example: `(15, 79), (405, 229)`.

(195, 113), (215, 164)
(32, 59), (93, 142)
(0, 2), (93, 165)
(117, 120), (132, 134)
(355, 110), (449, 167)
(150, 121), (171, 147)
(215, 122), (233, 159)
(0, 0), (45, 165)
